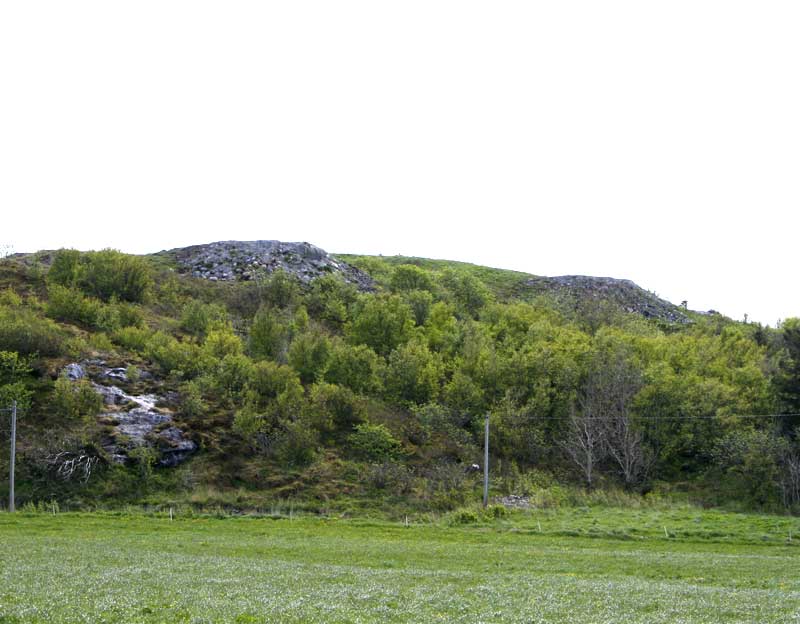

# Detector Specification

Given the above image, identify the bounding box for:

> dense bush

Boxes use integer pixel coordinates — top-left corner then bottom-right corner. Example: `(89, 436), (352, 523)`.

(52, 377), (103, 422)
(348, 423), (402, 461)
(0, 306), (64, 356)
(48, 248), (153, 303)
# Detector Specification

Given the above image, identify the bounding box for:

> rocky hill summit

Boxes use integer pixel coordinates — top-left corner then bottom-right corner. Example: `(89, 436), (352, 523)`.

(523, 275), (692, 324)
(157, 240), (374, 290)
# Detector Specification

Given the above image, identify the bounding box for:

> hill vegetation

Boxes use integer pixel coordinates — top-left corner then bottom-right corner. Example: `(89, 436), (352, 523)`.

(1, 241), (799, 515)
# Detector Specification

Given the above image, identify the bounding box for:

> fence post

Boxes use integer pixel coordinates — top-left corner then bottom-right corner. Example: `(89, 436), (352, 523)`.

(9, 400), (16, 513)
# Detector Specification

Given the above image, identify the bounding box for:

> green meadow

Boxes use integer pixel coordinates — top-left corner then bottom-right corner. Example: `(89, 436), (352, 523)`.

(1, 507), (799, 623)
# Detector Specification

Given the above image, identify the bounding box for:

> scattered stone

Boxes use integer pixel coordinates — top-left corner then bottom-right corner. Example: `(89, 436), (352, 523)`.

(63, 363), (85, 381)
(157, 240), (374, 291)
(59, 363), (197, 467)
(103, 367), (128, 382)
(496, 494), (532, 510)
(523, 275), (692, 324)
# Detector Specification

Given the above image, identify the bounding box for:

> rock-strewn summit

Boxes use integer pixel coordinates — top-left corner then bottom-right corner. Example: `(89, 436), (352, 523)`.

(159, 240), (374, 290)
(523, 275), (691, 324)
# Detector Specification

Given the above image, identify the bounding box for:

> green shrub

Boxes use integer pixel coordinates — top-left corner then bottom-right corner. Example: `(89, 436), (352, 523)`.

(0, 306), (64, 356)
(48, 248), (153, 303)
(288, 331), (331, 384)
(483, 504), (509, 519)
(346, 294), (414, 357)
(125, 365), (141, 383)
(348, 423), (402, 462)
(248, 306), (289, 361)
(180, 300), (228, 337)
(52, 377), (103, 422)
(272, 419), (318, 467)
(308, 382), (366, 435)
(0, 288), (22, 307)
(179, 380), (207, 419)
(112, 326), (152, 353)
(448, 508), (480, 525)
(46, 284), (102, 326)
(145, 331), (210, 377)
(390, 264), (434, 293)
(324, 341), (383, 395)
(0, 381), (33, 411)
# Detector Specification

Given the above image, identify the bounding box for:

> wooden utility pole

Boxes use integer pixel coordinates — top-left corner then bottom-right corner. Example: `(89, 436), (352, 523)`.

(9, 401), (16, 513)
(483, 413), (489, 508)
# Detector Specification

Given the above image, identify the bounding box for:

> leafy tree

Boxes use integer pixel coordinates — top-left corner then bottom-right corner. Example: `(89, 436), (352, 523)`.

(711, 429), (788, 508)
(347, 294), (414, 357)
(306, 275), (357, 328)
(203, 326), (244, 360)
(47, 249), (82, 288)
(288, 331), (331, 384)
(180, 300), (228, 338)
(384, 340), (443, 405)
(776, 318), (800, 425)
(324, 340), (384, 395)
(390, 264), (434, 293)
(403, 289), (434, 326)
(259, 269), (300, 309)
(308, 382), (365, 436)
(248, 306), (290, 361)
(440, 270), (492, 319)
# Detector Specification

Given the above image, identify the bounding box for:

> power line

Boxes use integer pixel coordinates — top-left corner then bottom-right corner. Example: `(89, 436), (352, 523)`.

(530, 413), (800, 422)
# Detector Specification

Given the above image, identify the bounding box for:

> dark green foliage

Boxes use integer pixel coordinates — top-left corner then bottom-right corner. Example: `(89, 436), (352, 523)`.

(249, 306), (289, 361)
(324, 341), (383, 395)
(711, 429), (788, 508)
(259, 269), (300, 309)
(306, 275), (357, 328)
(403, 289), (434, 326)
(47, 248), (82, 288)
(775, 318), (800, 422)
(391, 264), (435, 293)
(384, 340), (443, 405)
(178, 381), (207, 419)
(288, 331), (331, 384)
(440, 270), (492, 318)
(309, 382), (366, 435)
(347, 294), (414, 357)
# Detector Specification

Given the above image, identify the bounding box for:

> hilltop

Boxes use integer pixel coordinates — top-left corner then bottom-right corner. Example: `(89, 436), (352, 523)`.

(0, 240), (796, 516)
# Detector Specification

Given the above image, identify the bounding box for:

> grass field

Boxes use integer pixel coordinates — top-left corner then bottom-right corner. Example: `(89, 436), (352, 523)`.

(1, 508), (800, 623)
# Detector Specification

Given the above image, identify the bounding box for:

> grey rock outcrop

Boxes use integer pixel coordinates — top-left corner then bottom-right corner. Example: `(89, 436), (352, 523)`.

(61, 363), (197, 467)
(522, 275), (692, 324)
(159, 240), (374, 291)
(63, 363), (86, 381)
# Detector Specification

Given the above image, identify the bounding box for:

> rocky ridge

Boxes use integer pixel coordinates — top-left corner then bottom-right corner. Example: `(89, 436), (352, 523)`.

(522, 275), (692, 324)
(159, 240), (374, 291)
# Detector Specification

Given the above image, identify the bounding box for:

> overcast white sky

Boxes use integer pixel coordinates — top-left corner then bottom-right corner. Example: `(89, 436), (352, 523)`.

(1, 2), (798, 325)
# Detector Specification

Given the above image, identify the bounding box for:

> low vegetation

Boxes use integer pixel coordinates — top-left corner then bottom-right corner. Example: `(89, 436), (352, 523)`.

(0, 245), (799, 517)
(0, 508), (799, 623)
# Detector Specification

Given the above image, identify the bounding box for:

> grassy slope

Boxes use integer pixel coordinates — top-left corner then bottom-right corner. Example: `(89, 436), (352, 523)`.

(338, 254), (536, 301)
(1, 509), (799, 623)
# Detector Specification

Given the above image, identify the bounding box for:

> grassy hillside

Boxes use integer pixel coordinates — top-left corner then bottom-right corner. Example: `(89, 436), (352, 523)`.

(0, 243), (797, 516)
